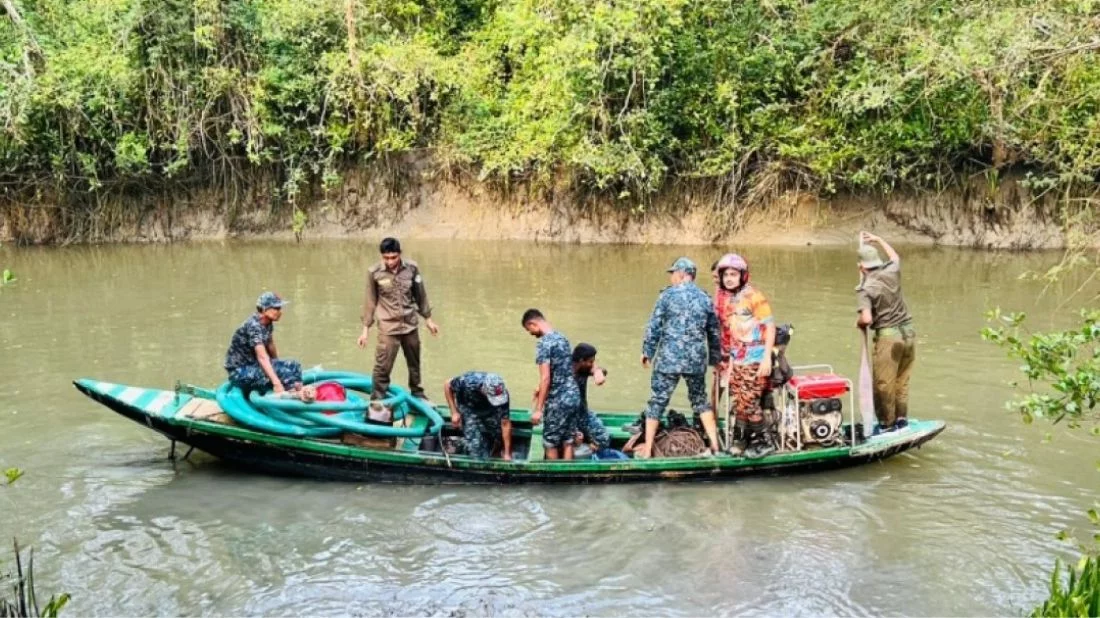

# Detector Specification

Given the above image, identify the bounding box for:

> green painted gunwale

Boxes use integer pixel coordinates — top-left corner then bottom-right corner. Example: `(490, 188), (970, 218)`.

(74, 378), (946, 475)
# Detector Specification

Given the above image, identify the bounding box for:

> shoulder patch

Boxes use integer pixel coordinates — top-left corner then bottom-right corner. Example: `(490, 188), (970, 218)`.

(414, 274), (423, 283)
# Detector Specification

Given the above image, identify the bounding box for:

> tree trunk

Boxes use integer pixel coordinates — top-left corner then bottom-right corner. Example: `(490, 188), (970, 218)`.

(345, 0), (360, 78)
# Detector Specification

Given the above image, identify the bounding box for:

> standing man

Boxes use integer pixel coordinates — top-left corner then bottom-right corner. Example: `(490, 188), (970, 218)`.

(443, 371), (513, 460)
(715, 253), (777, 457)
(357, 237), (440, 403)
(522, 309), (583, 460)
(639, 258), (723, 458)
(855, 232), (915, 432)
(225, 292), (304, 394)
(572, 343), (611, 452)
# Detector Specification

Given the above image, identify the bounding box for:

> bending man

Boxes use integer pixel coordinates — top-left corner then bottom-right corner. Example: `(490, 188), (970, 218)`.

(572, 343), (611, 453)
(443, 372), (513, 460)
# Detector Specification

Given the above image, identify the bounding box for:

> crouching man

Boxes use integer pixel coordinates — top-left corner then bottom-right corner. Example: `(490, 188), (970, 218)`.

(224, 292), (304, 394)
(572, 343), (611, 452)
(443, 372), (513, 460)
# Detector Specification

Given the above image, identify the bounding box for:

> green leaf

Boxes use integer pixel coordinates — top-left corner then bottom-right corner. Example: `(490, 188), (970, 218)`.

(1088, 509), (1100, 525)
(4, 467), (24, 485)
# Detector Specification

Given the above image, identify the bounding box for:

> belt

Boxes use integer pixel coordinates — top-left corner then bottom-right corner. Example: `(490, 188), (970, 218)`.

(873, 322), (915, 339)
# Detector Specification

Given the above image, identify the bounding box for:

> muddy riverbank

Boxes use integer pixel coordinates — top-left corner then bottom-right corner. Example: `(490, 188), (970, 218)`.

(0, 163), (1074, 249)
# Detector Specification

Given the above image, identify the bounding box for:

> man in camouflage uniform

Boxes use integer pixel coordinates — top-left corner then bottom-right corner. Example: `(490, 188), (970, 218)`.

(357, 237), (440, 403)
(225, 292), (303, 393)
(522, 308), (583, 460)
(572, 343), (611, 452)
(443, 371), (513, 460)
(639, 258), (722, 458)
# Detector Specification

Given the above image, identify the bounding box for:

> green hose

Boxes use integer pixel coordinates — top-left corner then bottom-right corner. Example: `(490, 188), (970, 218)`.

(217, 370), (443, 438)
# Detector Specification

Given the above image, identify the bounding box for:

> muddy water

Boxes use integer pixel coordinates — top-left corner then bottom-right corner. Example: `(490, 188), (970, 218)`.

(0, 240), (1096, 616)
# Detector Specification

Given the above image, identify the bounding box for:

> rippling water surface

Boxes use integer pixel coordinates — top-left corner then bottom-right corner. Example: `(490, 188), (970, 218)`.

(1, 240), (1096, 616)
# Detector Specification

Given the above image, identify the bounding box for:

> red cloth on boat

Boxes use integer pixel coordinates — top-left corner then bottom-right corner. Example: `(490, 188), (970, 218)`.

(314, 381), (347, 415)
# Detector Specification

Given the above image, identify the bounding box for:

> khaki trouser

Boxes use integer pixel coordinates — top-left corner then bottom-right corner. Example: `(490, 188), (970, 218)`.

(872, 324), (916, 426)
(372, 330), (424, 400)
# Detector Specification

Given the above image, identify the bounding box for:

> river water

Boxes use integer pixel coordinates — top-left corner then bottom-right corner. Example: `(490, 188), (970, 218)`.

(0, 239), (1096, 616)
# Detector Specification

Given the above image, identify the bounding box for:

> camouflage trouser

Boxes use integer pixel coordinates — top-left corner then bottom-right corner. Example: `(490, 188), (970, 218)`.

(542, 394), (581, 448)
(229, 360), (303, 392)
(581, 410), (611, 450)
(645, 372), (711, 420)
(729, 363), (768, 423)
(873, 325), (917, 426)
(460, 411), (502, 460)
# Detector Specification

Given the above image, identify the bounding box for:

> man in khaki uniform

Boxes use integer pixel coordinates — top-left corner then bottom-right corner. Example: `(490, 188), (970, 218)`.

(855, 232), (915, 431)
(358, 237), (439, 401)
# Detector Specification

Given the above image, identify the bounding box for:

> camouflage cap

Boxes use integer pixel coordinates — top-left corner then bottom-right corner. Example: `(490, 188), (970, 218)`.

(857, 245), (885, 269)
(666, 257), (697, 276)
(256, 291), (287, 310)
(480, 373), (509, 407)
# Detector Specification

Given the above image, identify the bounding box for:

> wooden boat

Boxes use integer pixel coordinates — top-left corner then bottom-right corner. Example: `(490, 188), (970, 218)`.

(73, 377), (945, 484)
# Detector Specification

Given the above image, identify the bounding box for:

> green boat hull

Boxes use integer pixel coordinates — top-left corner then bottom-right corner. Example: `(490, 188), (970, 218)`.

(73, 378), (946, 484)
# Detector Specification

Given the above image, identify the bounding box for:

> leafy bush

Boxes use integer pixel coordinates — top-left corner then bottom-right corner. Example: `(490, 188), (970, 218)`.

(983, 249), (1099, 615)
(981, 308), (1100, 426)
(1031, 553), (1100, 618)
(2, 0), (1099, 212)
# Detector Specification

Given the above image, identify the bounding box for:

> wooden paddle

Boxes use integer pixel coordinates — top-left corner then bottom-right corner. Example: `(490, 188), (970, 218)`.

(858, 328), (876, 440)
(856, 232), (876, 439)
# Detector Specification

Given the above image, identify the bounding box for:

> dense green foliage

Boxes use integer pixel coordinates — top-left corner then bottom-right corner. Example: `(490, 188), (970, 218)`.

(982, 308), (1100, 426)
(2, 0), (1099, 208)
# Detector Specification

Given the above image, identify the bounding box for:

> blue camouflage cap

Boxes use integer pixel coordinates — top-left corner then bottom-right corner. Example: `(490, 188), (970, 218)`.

(481, 373), (509, 407)
(666, 257), (697, 276)
(256, 291), (287, 310)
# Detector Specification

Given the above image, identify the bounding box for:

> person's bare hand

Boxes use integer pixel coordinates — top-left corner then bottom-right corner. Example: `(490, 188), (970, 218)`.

(757, 356), (772, 378)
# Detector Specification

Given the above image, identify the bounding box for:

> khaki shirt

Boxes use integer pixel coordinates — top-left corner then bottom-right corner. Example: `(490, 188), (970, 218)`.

(362, 259), (432, 335)
(856, 261), (912, 330)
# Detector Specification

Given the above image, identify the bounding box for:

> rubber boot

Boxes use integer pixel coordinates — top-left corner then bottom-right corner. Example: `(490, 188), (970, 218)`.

(727, 419), (748, 457)
(745, 417), (777, 459)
